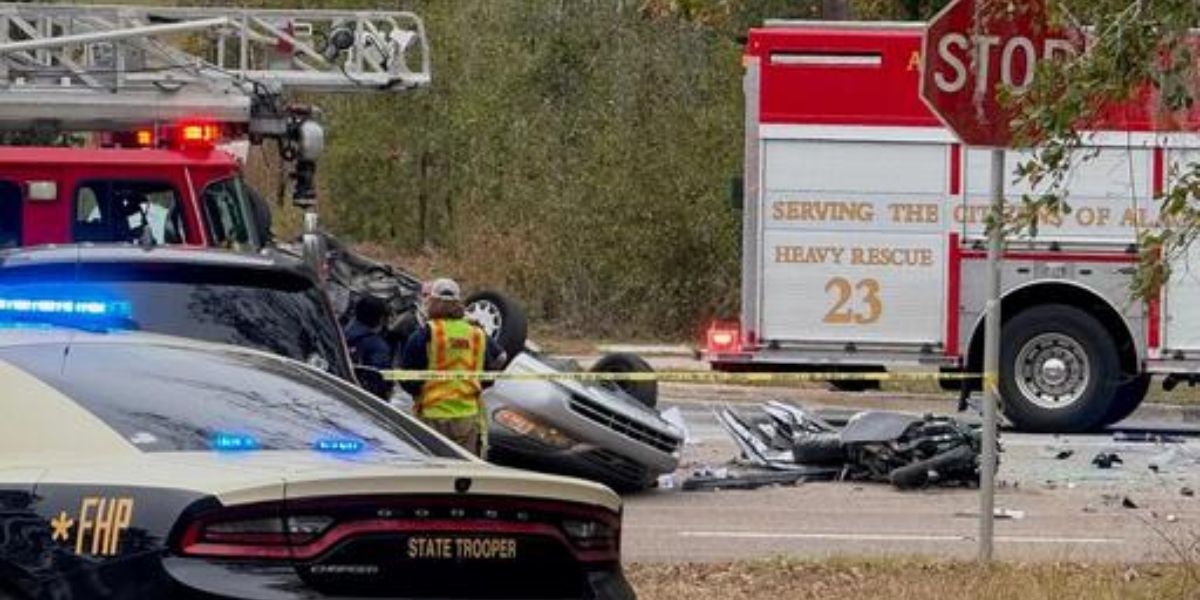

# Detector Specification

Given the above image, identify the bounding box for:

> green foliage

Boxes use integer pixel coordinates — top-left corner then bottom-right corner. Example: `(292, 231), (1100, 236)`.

(318, 0), (770, 337)
(1011, 0), (1200, 301)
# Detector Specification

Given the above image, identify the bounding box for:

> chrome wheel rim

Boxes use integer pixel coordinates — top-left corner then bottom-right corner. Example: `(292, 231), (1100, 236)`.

(1014, 332), (1089, 410)
(465, 300), (503, 338)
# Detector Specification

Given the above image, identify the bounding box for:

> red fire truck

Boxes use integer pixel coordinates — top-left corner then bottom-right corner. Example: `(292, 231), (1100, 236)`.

(705, 21), (1200, 433)
(0, 4), (430, 257)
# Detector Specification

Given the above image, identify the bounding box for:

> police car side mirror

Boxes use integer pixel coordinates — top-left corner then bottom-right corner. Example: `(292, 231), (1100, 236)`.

(729, 175), (744, 211)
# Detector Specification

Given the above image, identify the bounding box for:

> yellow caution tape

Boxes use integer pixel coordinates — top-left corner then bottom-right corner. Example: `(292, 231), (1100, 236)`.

(380, 369), (991, 385)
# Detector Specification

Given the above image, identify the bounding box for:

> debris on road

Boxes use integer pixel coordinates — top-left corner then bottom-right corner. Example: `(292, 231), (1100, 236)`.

(1182, 487), (1195, 497)
(713, 401), (985, 490)
(681, 467), (821, 492)
(1148, 445), (1200, 474)
(1091, 452), (1123, 469)
(1122, 497), (1139, 509)
(1112, 431), (1186, 444)
(953, 508), (1026, 520)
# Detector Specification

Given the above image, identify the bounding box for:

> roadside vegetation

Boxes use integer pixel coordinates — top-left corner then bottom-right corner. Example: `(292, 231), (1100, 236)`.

(627, 558), (1200, 599)
(260, 0), (913, 339)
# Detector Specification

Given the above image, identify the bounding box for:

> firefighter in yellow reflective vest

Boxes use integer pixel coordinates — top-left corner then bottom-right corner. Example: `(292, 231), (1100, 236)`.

(399, 278), (506, 457)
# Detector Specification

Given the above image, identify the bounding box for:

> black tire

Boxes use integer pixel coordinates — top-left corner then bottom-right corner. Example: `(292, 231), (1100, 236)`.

(591, 352), (658, 409)
(999, 304), (1120, 433)
(464, 290), (528, 359)
(888, 445), (977, 489)
(1100, 373), (1151, 426)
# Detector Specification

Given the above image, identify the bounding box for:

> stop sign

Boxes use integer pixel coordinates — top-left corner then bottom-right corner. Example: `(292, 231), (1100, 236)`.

(920, 0), (1080, 147)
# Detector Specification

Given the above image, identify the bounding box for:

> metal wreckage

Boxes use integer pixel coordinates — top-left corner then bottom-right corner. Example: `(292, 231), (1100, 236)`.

(697, 401), (990, 491)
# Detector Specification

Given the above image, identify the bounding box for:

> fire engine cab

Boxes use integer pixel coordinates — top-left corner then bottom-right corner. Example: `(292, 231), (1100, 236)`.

(707, 20), (1200, 433)
(0, 3), (429, 257)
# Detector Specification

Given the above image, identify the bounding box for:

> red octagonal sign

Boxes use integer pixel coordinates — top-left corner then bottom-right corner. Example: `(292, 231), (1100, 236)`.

(920, 0), (1080, 147)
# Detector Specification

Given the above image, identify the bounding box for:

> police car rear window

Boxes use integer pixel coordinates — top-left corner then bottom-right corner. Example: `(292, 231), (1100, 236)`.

(0, 342), (436, 456)
(0, 262), (351, 380)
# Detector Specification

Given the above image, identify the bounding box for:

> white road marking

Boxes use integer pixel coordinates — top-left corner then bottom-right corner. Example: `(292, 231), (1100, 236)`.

(680, 531), (1122, 545)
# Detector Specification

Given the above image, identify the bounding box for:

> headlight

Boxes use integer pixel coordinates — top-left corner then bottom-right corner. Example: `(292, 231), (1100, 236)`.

(494, 409), (576, 449)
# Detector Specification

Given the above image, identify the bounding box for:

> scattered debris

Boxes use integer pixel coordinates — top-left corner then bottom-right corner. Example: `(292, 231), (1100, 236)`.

(954, 508), (1025, 520)
(1166, 514), (1179, 523)
(714, 402), (985, 490)
(1123, 567), (1140, 582)
(1112, 431), (1186, 444)
(1182, 487), (1195, 498)
(680, 467), (821, 492)
(1091, 452), (1123, 469)
(1042, 446), (1074, 460)
(1122, 497), (1139, 509)
(1149, 446), (1200, 474)
(656, 473), (677, 490)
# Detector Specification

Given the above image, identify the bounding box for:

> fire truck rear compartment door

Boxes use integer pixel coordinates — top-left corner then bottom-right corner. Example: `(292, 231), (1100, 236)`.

(757, 137), (948, 346)
(1163, 146), (1200, 354)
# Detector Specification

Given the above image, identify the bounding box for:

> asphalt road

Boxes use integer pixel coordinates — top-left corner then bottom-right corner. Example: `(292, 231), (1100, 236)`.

(620, 384), (1200, 563)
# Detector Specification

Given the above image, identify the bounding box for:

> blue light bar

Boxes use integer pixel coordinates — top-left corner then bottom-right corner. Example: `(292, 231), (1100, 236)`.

(0, 297), (130, 318)
(212, 433), (259, 452)
(314, 438), (364, 454)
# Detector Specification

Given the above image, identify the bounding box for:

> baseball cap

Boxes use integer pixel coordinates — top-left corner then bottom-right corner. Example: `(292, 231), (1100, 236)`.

(428, 278), (461, 301)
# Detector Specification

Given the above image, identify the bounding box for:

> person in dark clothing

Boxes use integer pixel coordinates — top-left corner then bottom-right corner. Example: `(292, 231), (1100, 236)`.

(345, 295), (392, 399)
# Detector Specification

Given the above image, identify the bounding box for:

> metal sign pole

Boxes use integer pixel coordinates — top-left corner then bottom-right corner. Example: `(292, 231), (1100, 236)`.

(979, 147), (1004, 562)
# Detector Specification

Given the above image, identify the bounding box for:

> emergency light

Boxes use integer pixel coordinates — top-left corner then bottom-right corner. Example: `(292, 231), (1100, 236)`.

(313, 438), (365, 454)
(211, 433), (259, 452)
(0, 297), (130, 319)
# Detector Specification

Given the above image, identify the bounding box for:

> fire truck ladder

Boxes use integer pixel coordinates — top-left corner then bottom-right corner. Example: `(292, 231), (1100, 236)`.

(0, 3), (431, 134)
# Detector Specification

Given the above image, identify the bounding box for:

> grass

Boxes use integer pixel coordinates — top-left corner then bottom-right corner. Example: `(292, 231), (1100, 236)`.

(626, 558), (1200, 600)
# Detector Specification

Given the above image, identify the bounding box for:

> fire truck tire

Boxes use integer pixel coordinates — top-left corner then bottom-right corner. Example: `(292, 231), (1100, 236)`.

(591, 352), (658, 409)
(1100, 373), (1151, 426)
(464, 290), (528, 359)
(999, 304), (1120, 433)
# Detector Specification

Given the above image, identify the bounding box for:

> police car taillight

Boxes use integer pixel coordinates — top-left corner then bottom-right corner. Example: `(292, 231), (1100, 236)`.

(179, 512), (334, 559)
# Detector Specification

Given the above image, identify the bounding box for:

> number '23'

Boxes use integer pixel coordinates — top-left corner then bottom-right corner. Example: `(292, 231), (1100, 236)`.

(823, 277), (882, 324)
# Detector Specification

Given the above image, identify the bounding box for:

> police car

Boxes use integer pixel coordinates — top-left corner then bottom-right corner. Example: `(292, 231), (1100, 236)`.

(0, 316), (633, 599)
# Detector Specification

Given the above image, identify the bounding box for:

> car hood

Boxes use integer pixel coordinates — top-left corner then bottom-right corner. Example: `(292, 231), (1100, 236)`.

(31, 451), (621, 512)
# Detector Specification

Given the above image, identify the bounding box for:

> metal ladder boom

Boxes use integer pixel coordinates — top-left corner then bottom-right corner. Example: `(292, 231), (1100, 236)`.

(0, 3), (431, 132)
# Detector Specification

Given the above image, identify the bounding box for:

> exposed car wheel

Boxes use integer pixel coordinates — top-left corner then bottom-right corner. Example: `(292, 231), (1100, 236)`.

(464, 290), (527, 359)
(591, 352), (658, 409)
(1100, 373), (1151, 426)
(999, 304), (1120, 433)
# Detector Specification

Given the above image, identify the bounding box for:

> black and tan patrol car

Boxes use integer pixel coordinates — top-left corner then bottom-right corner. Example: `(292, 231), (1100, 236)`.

(0, 325), (633, 599)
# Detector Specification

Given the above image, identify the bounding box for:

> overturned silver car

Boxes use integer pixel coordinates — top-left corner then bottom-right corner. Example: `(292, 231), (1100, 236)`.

(315, 235), (684, 492)
(485, 352), (683, 492)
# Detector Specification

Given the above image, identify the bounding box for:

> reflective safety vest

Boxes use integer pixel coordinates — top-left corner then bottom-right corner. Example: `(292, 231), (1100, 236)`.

(419, 318), (486, 419)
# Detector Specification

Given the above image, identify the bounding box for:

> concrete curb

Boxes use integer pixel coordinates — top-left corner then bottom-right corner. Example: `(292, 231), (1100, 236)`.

(1128, 402), (1200, 424)
(595, 344), (695, 356)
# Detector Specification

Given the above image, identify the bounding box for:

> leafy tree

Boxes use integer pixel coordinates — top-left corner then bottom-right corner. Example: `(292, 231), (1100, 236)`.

(1011, 1), (1200, 300)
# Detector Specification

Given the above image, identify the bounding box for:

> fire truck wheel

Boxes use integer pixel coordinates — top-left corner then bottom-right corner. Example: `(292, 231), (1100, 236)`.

(999, 304), (1120, 433)
(1100, 373), (1151, 426)
(591, 352), (658, 409)
(464, 290), (528, 359)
